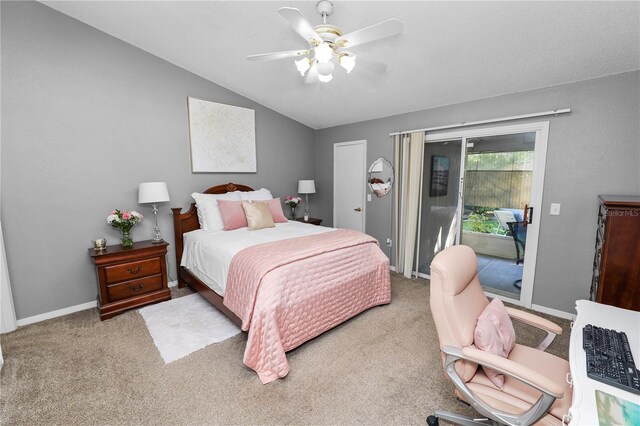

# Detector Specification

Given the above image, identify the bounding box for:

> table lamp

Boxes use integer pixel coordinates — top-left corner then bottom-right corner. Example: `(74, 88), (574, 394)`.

(138, 182), (170, 244)
(298, 180), (316, 222)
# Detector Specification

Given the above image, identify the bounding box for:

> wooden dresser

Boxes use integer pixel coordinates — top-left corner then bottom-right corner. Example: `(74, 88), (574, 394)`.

(591, 195), (640, 311)
(89, 240), (171, 320)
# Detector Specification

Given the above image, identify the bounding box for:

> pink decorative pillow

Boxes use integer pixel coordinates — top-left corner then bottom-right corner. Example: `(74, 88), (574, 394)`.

(217, 200), (248, 230)
(254, 198), (288, 223)
(474, 298), (516, 389)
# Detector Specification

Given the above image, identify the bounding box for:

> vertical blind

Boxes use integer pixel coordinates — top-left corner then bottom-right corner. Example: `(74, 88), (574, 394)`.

(393, 132), (425, 278)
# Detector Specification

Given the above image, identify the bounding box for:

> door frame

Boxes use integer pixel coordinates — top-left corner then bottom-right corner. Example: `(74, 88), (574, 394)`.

(422, 121), (550, 308)
(333, 140), (367, 232)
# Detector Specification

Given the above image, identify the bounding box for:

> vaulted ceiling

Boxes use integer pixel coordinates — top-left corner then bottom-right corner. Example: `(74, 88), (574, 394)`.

(42, 1), (640, 130)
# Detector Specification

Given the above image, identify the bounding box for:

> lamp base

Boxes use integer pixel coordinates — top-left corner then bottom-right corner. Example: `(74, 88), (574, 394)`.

(151, 238), (165, 244)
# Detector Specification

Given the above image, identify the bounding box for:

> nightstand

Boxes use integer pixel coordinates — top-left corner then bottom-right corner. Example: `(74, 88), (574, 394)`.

(295, 217), (323, 226)
(89, 240), (171, 320)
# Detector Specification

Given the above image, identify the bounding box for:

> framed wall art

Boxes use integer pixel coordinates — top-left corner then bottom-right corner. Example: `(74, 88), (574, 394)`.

(187, 97), (256, 173)
(429, 155), (450, 197)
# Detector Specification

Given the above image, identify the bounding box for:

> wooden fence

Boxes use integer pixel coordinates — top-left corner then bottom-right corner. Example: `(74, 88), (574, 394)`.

(464, 171), (532, 209)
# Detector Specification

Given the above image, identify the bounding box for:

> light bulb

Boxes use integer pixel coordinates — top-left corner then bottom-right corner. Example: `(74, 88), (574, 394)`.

(339, 55), (356, 73)
(294, 58), (311, 76)
(314, 42), (333, 64)
(317, 60), (335, 77)
(318, 73), (333, 83)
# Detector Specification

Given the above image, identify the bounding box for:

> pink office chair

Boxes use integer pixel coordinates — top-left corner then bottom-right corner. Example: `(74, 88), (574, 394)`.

(427, 245), (572, 426)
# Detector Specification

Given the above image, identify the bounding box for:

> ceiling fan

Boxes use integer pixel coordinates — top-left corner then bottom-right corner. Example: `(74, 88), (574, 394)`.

(247, 1), (403, 83)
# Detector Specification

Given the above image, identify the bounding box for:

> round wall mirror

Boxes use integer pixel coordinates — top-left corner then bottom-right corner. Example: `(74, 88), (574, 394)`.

(368, 157), (394, 198)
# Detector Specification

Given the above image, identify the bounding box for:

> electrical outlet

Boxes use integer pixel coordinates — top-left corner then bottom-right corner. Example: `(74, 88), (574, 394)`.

(550, 203), (561, 215)
(386, 238), (392, 247)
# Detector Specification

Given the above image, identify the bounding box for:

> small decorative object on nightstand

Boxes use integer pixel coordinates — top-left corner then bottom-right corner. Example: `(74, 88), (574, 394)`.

(107, 209), (143, 248)
(295, 217), (322, 226)
(89, 240), (171, 320)
(284, 196), (302, 220)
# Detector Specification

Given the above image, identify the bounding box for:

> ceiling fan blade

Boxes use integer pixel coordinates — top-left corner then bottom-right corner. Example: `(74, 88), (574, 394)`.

(336, 19), (403, 48)
(277, 7), (322, 44)
(355, 55), (387, 74)
(247, 49), (309, 62)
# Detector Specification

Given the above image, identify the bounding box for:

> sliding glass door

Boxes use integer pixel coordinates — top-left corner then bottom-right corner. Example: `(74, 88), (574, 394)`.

(416, 139), (463, 275)
(416, 122), (549, 308)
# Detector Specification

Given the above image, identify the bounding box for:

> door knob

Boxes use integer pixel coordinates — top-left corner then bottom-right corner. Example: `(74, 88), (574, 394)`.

(354, 207), (362, 212)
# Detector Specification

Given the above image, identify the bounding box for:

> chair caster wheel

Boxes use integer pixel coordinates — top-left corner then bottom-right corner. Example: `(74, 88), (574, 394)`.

(426, 415), (439, 426)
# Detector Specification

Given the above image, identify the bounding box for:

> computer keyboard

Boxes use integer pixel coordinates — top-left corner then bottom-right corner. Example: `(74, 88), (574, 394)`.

(583, 324), (640, 395)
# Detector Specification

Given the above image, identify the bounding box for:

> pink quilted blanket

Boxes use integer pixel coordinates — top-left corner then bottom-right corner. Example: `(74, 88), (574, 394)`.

(224, 228), (391, 384)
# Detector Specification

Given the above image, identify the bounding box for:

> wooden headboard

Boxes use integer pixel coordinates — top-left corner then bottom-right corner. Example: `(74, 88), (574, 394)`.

(171, 183), (254, 273)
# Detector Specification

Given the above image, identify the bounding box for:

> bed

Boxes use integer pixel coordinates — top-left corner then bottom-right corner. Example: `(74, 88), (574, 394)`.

(172, 183), (391, 383)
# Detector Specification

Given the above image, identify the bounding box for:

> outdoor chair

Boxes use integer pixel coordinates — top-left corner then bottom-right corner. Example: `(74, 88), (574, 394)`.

(493, 210), (526, 287)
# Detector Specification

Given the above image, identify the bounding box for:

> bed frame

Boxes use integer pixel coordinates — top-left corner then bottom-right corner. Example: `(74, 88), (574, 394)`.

(171, 182), (255, 327)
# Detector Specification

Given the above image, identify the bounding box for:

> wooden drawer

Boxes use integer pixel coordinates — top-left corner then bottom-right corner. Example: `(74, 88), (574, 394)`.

(104, 257), (161, 284)
(107, 274), (163, 302)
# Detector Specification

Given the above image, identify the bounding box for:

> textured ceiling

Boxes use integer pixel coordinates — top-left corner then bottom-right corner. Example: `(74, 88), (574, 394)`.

(42, 1), (640, 130)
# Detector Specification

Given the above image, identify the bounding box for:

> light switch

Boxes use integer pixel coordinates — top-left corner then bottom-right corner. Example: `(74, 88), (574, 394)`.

(550, 203), (561, 215)
(367, 194), (372, 202)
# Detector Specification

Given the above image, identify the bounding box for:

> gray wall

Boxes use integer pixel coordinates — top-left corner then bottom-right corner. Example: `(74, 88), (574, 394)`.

(1, 2), (315, 319)
(315, 71), (640, 314)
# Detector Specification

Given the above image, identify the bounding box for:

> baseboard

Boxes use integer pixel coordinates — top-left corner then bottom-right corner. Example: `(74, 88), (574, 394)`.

(16, 300), (98, 327)
(16, 281), (180, 328)
(531, 304), (576, 321)
(389, 265), (396, 272)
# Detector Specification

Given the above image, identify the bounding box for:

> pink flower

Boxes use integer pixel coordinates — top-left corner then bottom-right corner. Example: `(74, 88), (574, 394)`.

(111, 210), (117, 215)
(122, 212), (131, 220)
(286, 196), (292, 201)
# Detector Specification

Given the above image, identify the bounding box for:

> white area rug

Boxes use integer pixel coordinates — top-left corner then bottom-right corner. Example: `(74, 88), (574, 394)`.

(139, 293), (241, 364)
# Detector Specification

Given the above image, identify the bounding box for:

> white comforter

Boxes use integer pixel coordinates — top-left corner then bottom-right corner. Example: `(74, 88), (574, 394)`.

(181, 221), (335, 295)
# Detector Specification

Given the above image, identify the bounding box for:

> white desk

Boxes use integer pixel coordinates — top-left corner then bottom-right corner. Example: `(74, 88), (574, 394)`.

(569, 300), (640, 425)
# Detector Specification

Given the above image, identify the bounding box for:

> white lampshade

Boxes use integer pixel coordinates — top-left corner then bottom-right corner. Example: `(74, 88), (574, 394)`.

(295, 57), (311, 76)
(339, 54), (356, 73)
(138, 182), (170, 204)
(298, 180), (316, 194)
(314, 42), (333, 64)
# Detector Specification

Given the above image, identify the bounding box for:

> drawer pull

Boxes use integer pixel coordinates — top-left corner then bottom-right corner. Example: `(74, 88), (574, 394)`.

(128, 283), (145, 292)
(127, 266), (143, 275)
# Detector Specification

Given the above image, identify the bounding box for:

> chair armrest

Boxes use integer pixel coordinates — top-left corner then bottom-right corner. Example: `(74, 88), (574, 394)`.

(461, 346), (564, 398)
(505, 307), (563, 335)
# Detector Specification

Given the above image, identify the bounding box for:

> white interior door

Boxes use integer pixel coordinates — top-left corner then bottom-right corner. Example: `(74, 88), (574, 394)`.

(334, 140), (367, 232)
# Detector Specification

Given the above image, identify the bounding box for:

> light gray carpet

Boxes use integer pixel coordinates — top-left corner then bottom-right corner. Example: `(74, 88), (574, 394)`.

(0, 274), (570, 425)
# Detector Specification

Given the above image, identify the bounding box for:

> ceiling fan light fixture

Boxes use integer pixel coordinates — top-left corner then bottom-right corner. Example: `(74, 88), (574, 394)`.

(249, 4), (402, 85)
(339, 54), (356, 73)
(295, 57), (311, 76)
(314, 42), (333, 63)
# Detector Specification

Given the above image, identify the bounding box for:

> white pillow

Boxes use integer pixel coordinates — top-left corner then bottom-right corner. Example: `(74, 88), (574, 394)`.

(239, 188), (273, 201)
(191, 192), (242, 231)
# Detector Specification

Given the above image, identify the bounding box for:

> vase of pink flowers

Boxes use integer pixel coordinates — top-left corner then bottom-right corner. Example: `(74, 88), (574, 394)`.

(107, 209), (143, 248)
(284, 196), (302, 220)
